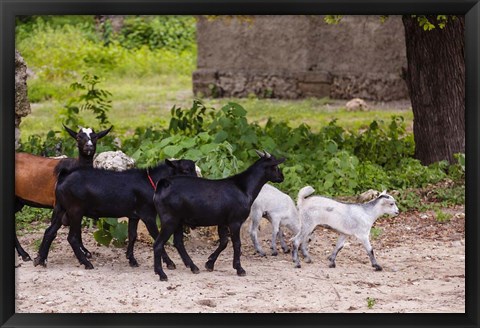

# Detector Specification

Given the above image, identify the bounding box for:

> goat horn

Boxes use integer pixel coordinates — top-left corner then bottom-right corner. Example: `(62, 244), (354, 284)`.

(263, 150), (272, 158)
(255, 149), (265, 158)
(63, 124), (78, 139)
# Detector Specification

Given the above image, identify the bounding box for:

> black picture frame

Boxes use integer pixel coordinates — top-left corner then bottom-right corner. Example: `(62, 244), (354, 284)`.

(1, 1), (478, 327)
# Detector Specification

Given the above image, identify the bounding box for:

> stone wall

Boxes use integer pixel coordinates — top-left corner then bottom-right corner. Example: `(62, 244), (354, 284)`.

(193, 15), (409, 101)
(15, 50), (31, 149)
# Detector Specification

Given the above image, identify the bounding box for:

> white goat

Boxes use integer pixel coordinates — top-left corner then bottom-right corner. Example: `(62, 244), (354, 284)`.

(292, 186), (399, 271)
(249, 184), (301, 256)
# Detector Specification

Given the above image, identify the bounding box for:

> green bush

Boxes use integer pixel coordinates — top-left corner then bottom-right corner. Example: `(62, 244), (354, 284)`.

(19, 97), (465, 246)
(16, 15), (197, 103)
(117, 16), (196, 52)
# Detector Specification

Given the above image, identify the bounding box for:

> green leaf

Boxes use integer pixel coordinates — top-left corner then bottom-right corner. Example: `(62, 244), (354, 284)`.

(214, 130), (229, 143)
(163, 145), (183, 158)
(183, 148), (203, 160)
(104, 218), (118, 226)
(324, 179), (334, 189)
(109, 221), (128, 244)
(229, 102), (247, 117)
(199, 143), (218, 154)
(179, 137), (196, 148)
(93, 229), (113, 246)
(326, 140), (338, 154)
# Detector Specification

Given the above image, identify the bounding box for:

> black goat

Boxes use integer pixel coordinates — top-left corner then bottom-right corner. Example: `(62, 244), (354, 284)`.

(33, 159), (197, 269)
(15, 125), (112, 262)
(152, 150), (285, 281)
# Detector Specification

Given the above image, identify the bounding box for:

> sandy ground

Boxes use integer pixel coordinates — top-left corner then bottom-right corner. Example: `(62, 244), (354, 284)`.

(15, 206), (465, 313)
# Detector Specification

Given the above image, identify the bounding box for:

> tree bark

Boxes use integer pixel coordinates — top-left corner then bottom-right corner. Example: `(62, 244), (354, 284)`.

(402, 15), (465, 165)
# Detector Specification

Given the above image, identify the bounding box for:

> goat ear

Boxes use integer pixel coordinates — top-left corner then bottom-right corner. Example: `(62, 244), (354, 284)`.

(380, 190), (387, 196)
(165, 159), (176, 168)
(255, 150), (265, 158)
(96, 126), (113, 139)
(63, 124), (78, 139)
(274, 157), (286, 165)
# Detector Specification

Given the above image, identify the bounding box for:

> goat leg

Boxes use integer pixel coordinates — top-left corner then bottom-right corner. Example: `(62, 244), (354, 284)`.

(126, 217), (140, 267)
(34, 208), (64, 267)
(153, 223), (178, 281)
(291, 237), (302, 268)
(270, 224), (280, 256)
(15, 235), (31, 261)
(66, 218), (94, 270)
(229, 224), (246, 276)
(142, 216), (176, 270)
(249, 213), (266, 256)
(205, 225), (229, 272)
(328, 234), (347, 268)
(78, 231), (92, 259)
(278, 229), (290, 254)
(15, 198), (31, 261)
(172, 226), (199, 274)
(360, 237), (382, 271)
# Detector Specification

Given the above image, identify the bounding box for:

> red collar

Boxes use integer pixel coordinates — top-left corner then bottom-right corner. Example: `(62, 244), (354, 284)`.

(146, 168), (156, 190)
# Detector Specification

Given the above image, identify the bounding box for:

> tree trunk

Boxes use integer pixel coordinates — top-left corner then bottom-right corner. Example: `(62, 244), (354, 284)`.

(402, 15), (465, 165)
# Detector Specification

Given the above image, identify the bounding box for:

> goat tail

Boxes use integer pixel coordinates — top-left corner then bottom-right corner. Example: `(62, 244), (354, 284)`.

(297, 185), (315, 208)
(53, 158), (78, 182)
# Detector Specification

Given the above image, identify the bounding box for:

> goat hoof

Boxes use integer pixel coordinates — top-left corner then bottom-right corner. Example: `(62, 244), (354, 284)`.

(236, 269), (246, 276)
(84, 262), (94, 270)
(33, 257), (46, 267)
(22, 255), (32, 262)
(205, 261), (214, 272)
(159, 273), (168, 281)
(304, 257), (312, 264)
(294, 263), (301, 269)
(129, 260), (139, 267)
(167, 262), (176, 270)
(191, 265), (200, 274)
(329, 263), (336, 268)
(374, 265), (383, 271)
(283, 248), (291, 254)
(271, 252), (278, 257)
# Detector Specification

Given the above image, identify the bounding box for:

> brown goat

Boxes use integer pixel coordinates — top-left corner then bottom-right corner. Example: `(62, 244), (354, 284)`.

(15, 125), (112, 261)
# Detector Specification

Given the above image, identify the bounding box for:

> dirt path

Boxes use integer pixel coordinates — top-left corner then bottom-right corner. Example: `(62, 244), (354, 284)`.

(15, 208), (465, 313)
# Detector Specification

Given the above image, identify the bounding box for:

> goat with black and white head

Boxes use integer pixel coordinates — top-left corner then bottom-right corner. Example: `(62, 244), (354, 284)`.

(292, 187), (399, 271)
(14, 125), (112, 262)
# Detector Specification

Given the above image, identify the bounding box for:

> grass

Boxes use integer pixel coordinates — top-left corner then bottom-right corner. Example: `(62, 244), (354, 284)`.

(20, 74), (414, 141)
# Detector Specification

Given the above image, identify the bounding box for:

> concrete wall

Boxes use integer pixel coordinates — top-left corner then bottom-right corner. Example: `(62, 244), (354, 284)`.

(193, 15), (408, 101)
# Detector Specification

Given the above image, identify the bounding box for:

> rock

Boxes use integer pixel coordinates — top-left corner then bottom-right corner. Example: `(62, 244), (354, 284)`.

(356, 189), (380, 203)
(93, 151), (135, 171)
(197, 299), (217, 308)
(346, 98), (369, 111)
